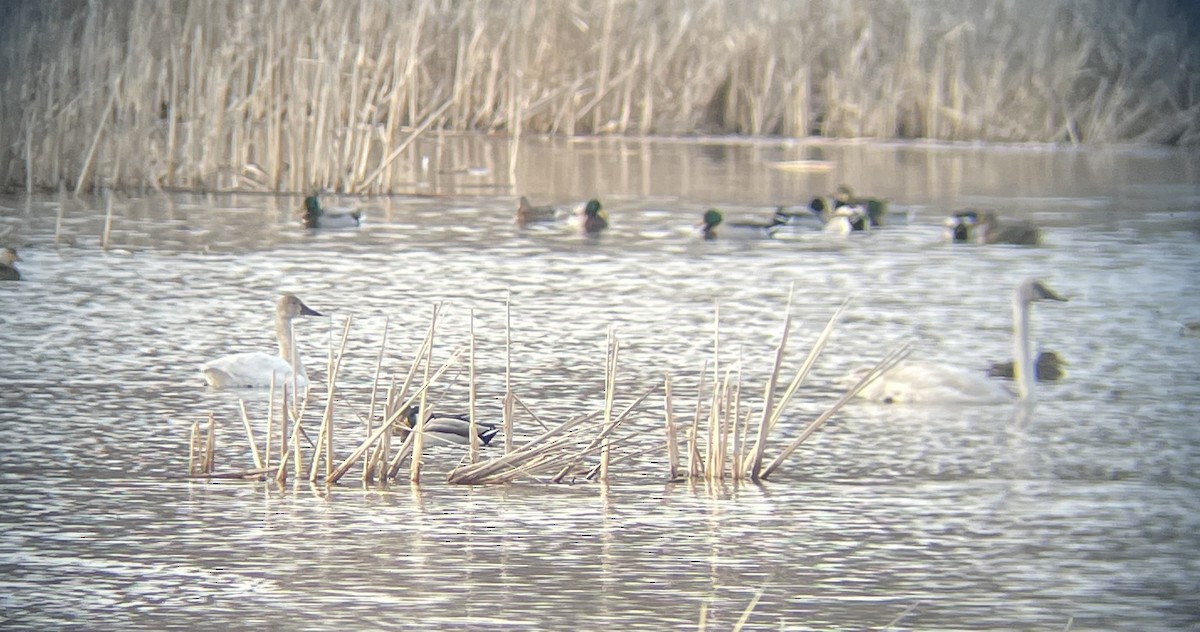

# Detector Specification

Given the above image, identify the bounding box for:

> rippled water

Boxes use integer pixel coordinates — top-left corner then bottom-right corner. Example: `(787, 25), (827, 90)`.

(2, 137), (1199, 630)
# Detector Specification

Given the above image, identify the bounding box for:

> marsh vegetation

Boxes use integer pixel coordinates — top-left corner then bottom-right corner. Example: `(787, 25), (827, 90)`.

(1, 0), (1197, 194)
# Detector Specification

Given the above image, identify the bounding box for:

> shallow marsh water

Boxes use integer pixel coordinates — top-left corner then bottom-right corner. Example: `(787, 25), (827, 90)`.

(1, 137), (1199, 630)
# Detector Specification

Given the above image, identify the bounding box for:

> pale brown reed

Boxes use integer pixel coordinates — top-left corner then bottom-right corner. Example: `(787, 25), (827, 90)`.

(4, 1), (1196, 194)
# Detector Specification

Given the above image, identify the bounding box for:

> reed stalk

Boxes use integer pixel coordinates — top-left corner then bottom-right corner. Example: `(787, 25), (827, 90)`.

(100, 190), (114, 250)
(745, 296), (850, 478)
(410, 305), (439, 484)
(308, 315), (353, 482)
(237, 399), (264, 470)
(5, 1), (1196, 194)
(265, 374), (275, 471)
(467, 309), (479, 465)
(362, 318), (390, 482)
(188, 420), (200, 476)
(502, 291), (514, 454)
(663, 372), (679, 480)
(731, 588), (764, 632)
(204, 412), (215, 474)
(759, 342), (912, 480)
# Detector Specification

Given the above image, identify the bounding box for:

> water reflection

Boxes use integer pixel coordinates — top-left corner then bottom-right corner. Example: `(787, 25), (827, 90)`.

(1, 138), (1199, 630)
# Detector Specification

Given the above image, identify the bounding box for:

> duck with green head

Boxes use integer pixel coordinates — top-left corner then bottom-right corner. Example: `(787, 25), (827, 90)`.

(0, 247), (21, 281)
(573, 199), (608, 235)
(400, 405), (501, 447)
(301, 194), (363, 229)
(700, 209), (785, 240)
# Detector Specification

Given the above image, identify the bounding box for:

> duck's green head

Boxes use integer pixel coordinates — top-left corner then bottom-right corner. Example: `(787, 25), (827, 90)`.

(584, 199), (604, 219)
(702, 209), (723, 229)
(303, 195), (322, 215)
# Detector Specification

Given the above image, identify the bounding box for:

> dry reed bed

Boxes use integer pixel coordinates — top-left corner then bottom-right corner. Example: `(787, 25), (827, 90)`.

(2, 1), (1197, 194)
(188, 294), (905, 486)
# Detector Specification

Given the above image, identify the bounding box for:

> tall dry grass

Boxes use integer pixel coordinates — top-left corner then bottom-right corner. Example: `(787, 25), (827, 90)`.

(1, 0), (1196, 194)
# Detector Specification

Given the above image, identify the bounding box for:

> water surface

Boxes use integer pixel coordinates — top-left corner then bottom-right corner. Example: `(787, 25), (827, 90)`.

(1, 137), (1198, 630)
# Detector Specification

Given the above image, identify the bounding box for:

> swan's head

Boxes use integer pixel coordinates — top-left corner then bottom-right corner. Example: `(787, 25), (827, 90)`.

(1017, 279), (1066, 305)
(277, 293), (322, 320)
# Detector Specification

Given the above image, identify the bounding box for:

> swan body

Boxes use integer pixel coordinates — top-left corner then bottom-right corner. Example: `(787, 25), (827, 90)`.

(852, 278), (1066, 403)
(200, 294), (322, 388)
(853, 361), (1012, 403)
(0, 247), (21, 281)
(301, 195), (363, 229)
(699, 209), (784, 240)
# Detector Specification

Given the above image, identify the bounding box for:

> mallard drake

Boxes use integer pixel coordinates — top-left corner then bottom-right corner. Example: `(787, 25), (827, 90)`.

(200, 294), (323, 388)
(0, 247), (21, 281)
(834, 185), (886, 228)
(301, 195), (363, 229)
(849, 279), (1066, 403)
(987, 351), (1065, 382)
(577, 199), (608, 235)
(699, 209), (784, 240)
(401, 406), (501, 447)
(515, 196), (568, 227)
(973, 210), (1041, 245)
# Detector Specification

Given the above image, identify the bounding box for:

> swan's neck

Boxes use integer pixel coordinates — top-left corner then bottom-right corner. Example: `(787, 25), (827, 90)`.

(275, 316), (305, 381)
(1012, 295), (1034, 400)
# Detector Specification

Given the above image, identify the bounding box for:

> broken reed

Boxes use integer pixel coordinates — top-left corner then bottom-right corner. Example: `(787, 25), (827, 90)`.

(4, 0), (1197, 194)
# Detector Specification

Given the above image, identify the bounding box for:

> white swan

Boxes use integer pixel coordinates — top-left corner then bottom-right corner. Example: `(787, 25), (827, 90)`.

(852, 278), (1066, 403)
(200, 294), (322, 388)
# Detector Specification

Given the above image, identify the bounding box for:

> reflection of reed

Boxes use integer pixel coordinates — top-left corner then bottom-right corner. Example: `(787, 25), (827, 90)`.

(3, 1), (1196, 194)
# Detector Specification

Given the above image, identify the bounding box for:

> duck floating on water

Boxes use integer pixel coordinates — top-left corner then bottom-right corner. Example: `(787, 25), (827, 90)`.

(945, 209), (1041, 245)
(515, 196), (568, 227)
(200, 294), (323, 388)
(775, 185), (887, 233)
(849, 278), (1067, 403)
(0, 247), (21, 281)
(699, 209), (786, 240)
(401, 406), (501, 447)
(575, 199), (609, 235)
(301, 194), (363, 229)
